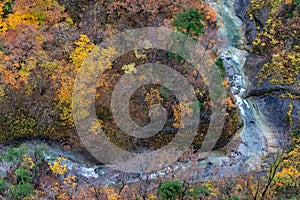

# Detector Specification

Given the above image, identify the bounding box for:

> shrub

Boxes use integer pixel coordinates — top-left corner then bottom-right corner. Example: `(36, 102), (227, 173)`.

(2, 0), (15, 17)
(0, 145), (47, 199)
(158, 180), (182, 200)
(215, 58), (226, 78)
(0, 145), (28, 163)
(10, 182), (34, 200)
(187, 186), (211, 199)
(48, 157), (68, 175)
(15, 167), (32, 183)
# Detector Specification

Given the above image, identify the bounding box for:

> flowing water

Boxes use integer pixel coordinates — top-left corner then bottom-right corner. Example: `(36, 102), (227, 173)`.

(0, 0), (280, 185)
(206, 0), (279, 174)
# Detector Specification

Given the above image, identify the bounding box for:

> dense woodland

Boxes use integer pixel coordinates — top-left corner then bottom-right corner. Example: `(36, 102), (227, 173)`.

(0, 0), (299, 199)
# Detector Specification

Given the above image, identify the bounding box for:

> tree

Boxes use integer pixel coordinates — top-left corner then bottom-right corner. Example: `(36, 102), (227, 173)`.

(172, 8), (205, 40)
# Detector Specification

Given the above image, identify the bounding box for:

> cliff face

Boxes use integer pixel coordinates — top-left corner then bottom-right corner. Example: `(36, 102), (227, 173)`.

(235, 0), (300, 135)
(234, 0), (257, 44)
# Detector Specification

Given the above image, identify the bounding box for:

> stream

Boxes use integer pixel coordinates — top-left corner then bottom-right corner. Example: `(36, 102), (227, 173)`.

(0, 0), (280, 186)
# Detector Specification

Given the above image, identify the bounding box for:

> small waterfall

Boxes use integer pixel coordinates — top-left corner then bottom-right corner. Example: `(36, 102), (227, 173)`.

(211, 0), (279, 172)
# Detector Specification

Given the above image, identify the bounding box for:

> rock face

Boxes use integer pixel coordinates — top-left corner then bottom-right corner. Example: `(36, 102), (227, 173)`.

(234, 0), (257, 44)
(253, 96), (292, 130)
(243, 54), (267, 90)
(235, 0), (300, 134)
(252, 6), (269, 31)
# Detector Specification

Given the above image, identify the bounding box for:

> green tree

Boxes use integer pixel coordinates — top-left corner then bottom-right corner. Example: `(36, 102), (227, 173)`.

(158, 180), (183, 200)
(172, 8), (205, 40)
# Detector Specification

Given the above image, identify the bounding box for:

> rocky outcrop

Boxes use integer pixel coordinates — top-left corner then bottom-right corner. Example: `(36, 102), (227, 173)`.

(243, 53), (267, 90)
(252, 96), (299, 132)
(252, 6), (269, 32)
(235, 0), (300, 133)
(234, 0), (257, 44)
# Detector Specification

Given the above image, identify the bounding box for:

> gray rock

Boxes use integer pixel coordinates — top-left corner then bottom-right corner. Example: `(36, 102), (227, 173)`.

(253, 6), (269, 32)
(243, 53), (268, 91)
(253, 96), (291, 129)
(234, 0), (257, 43)
(246, 96), (299, 140)
(243, 53), (300, 133)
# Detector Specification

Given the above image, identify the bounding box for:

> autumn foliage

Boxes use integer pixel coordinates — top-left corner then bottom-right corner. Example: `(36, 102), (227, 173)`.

(0, 0), (298, 199)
